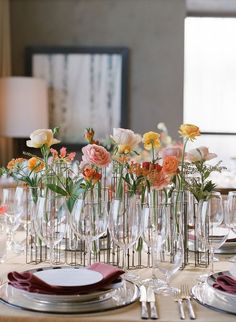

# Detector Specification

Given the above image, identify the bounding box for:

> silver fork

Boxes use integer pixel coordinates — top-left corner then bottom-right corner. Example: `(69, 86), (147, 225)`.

(174, 289), (185, 320)
(181, 284), (196, 320)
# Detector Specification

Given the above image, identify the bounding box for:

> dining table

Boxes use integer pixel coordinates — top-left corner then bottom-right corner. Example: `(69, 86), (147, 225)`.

(0, 251), (235, 322)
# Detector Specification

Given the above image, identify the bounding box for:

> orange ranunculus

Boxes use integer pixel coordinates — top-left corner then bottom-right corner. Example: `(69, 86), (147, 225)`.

(28, 157), (45, 172)
(162, 156), (179, 175)
(143, 131), (160, 150)
(178, 124), (200, 141)
(7, 158), (25, 170)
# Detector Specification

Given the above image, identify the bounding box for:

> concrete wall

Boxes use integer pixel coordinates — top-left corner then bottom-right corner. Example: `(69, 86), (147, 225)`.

(10, 0), (186, 139)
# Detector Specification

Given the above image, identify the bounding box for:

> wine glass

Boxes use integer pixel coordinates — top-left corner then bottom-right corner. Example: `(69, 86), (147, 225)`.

(142, 204), (166, 287)
(208, 192), (229, 274)
(197, 192), (230, 279)
(33, 193), (68, 265)
(152, 203), (184, 295)
(108, 194), (141, 280)
(225, 191), (236, 262)
(70, 196), (108, 265)
(2, 186), (24, 252)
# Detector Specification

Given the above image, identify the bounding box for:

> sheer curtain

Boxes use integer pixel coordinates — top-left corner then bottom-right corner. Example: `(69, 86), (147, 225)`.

(0, 0), (13, 166)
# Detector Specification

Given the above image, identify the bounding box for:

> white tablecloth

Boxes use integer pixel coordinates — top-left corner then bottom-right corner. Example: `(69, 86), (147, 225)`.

(0, 252), (235, 322)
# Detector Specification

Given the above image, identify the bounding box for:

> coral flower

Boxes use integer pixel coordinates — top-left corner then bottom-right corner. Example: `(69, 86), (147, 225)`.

(178, 124), (200, 141)
(82, 166), (102, 184)
(143, 131), (160, 150)
(162, 156), (179, 175)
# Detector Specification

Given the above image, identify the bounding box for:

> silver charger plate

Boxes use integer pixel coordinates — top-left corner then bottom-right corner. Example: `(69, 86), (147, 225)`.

(192, 283), (236, 315)
(0, 280), (139, 314)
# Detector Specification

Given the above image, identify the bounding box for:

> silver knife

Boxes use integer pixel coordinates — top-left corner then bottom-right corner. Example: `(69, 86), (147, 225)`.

(139, 285), (149, 319)
(147, 286), (158, 320)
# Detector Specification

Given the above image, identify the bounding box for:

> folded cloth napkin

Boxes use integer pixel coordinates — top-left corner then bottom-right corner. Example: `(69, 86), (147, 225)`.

(213, 274), (236, 294)
(8, 263), (124, 295)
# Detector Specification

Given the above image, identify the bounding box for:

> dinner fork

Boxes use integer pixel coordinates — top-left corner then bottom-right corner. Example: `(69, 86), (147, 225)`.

(181, 284), (196, 320)
(174, 289), (185, 320)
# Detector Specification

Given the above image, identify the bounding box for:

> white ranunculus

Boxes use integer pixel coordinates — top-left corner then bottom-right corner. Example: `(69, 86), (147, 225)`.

(26, 129), (60, 148)
(111, 128), (142, 154)
(185, 146), (217, 162)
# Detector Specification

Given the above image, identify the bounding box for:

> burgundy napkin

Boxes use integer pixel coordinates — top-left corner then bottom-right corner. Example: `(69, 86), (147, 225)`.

(213, 274), (236, 294)
(8, 263), (124, 295)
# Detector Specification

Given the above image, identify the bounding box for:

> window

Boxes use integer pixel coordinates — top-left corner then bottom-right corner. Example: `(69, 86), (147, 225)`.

(184, 17), (236, 171)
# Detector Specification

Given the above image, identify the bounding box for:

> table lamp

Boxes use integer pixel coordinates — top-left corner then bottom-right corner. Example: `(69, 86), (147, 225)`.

(0, 77), (49, 159)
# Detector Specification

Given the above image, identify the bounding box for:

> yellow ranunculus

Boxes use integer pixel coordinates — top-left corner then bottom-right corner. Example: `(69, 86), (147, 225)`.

(142, 131), (160, 150)
(178, 124), (200, 141)
(26, 129), (60, 148)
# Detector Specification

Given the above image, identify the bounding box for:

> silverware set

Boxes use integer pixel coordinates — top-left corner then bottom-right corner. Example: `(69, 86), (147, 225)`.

(139, 285), (158, 319)
(175, 285), (196, 320)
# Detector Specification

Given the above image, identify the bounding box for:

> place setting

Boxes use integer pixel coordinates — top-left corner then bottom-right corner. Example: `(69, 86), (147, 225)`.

(191, 267), (236, 315)
(0, 263), (139, 314)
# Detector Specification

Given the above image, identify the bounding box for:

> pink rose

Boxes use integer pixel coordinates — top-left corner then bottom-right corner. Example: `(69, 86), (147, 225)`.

(82, 144), (111, 168)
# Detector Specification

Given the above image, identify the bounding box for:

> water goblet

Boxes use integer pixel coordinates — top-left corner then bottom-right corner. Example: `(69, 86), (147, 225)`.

(152, 203), (184, 295)
(33, 193), (68, 265)
(225, 191), (236, 262)
(197, 192), (230, 280)
(70, 195), (108, 265)
(108, 194), (141, 280)
(2, 186), (24, 252)
(207, 192), (229, 274)
(142, 203), (166, 287)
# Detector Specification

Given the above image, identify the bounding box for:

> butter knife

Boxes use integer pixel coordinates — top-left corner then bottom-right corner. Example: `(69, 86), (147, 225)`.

(139, 285), (149, 319)
(147, 286), (158, 319)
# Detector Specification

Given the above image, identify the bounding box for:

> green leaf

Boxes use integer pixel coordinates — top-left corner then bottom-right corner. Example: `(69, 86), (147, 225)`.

(46, 184), (68, 196)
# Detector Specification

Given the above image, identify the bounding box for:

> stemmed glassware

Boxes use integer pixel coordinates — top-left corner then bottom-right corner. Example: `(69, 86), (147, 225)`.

(2, 186), (24, 252)
(70, 189), (108, 265)
(33, 192), (68, 265)
(152, 203), (184, 295)
(108, 194), (141, 279)
(142, 203), (166, 287)
(207, 192), (229, 274)
(225, 191), (236, 262)
(197, 191), (230, 279)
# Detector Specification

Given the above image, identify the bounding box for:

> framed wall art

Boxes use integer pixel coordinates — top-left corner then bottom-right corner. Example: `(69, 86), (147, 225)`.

(25, 46), (129, 145)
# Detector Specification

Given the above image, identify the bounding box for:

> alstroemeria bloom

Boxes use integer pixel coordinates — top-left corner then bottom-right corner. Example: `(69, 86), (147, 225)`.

(111, 128), (142, 154)
(143, 131), (160, 150)
(185, 146), (217, 163)
(148, 170), (170, 190)
(82, 144), (111, 167)
(26, 129), (60, 148)
(179, 124), (200, 141)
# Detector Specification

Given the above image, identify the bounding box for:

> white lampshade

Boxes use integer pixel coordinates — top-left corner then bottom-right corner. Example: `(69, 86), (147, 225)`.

(0, 77), (49, 137)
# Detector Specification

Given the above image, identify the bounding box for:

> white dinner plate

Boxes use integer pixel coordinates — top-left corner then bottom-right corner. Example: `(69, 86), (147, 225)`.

(34, 267), (103, 287)
(8, 266), (123, 303)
